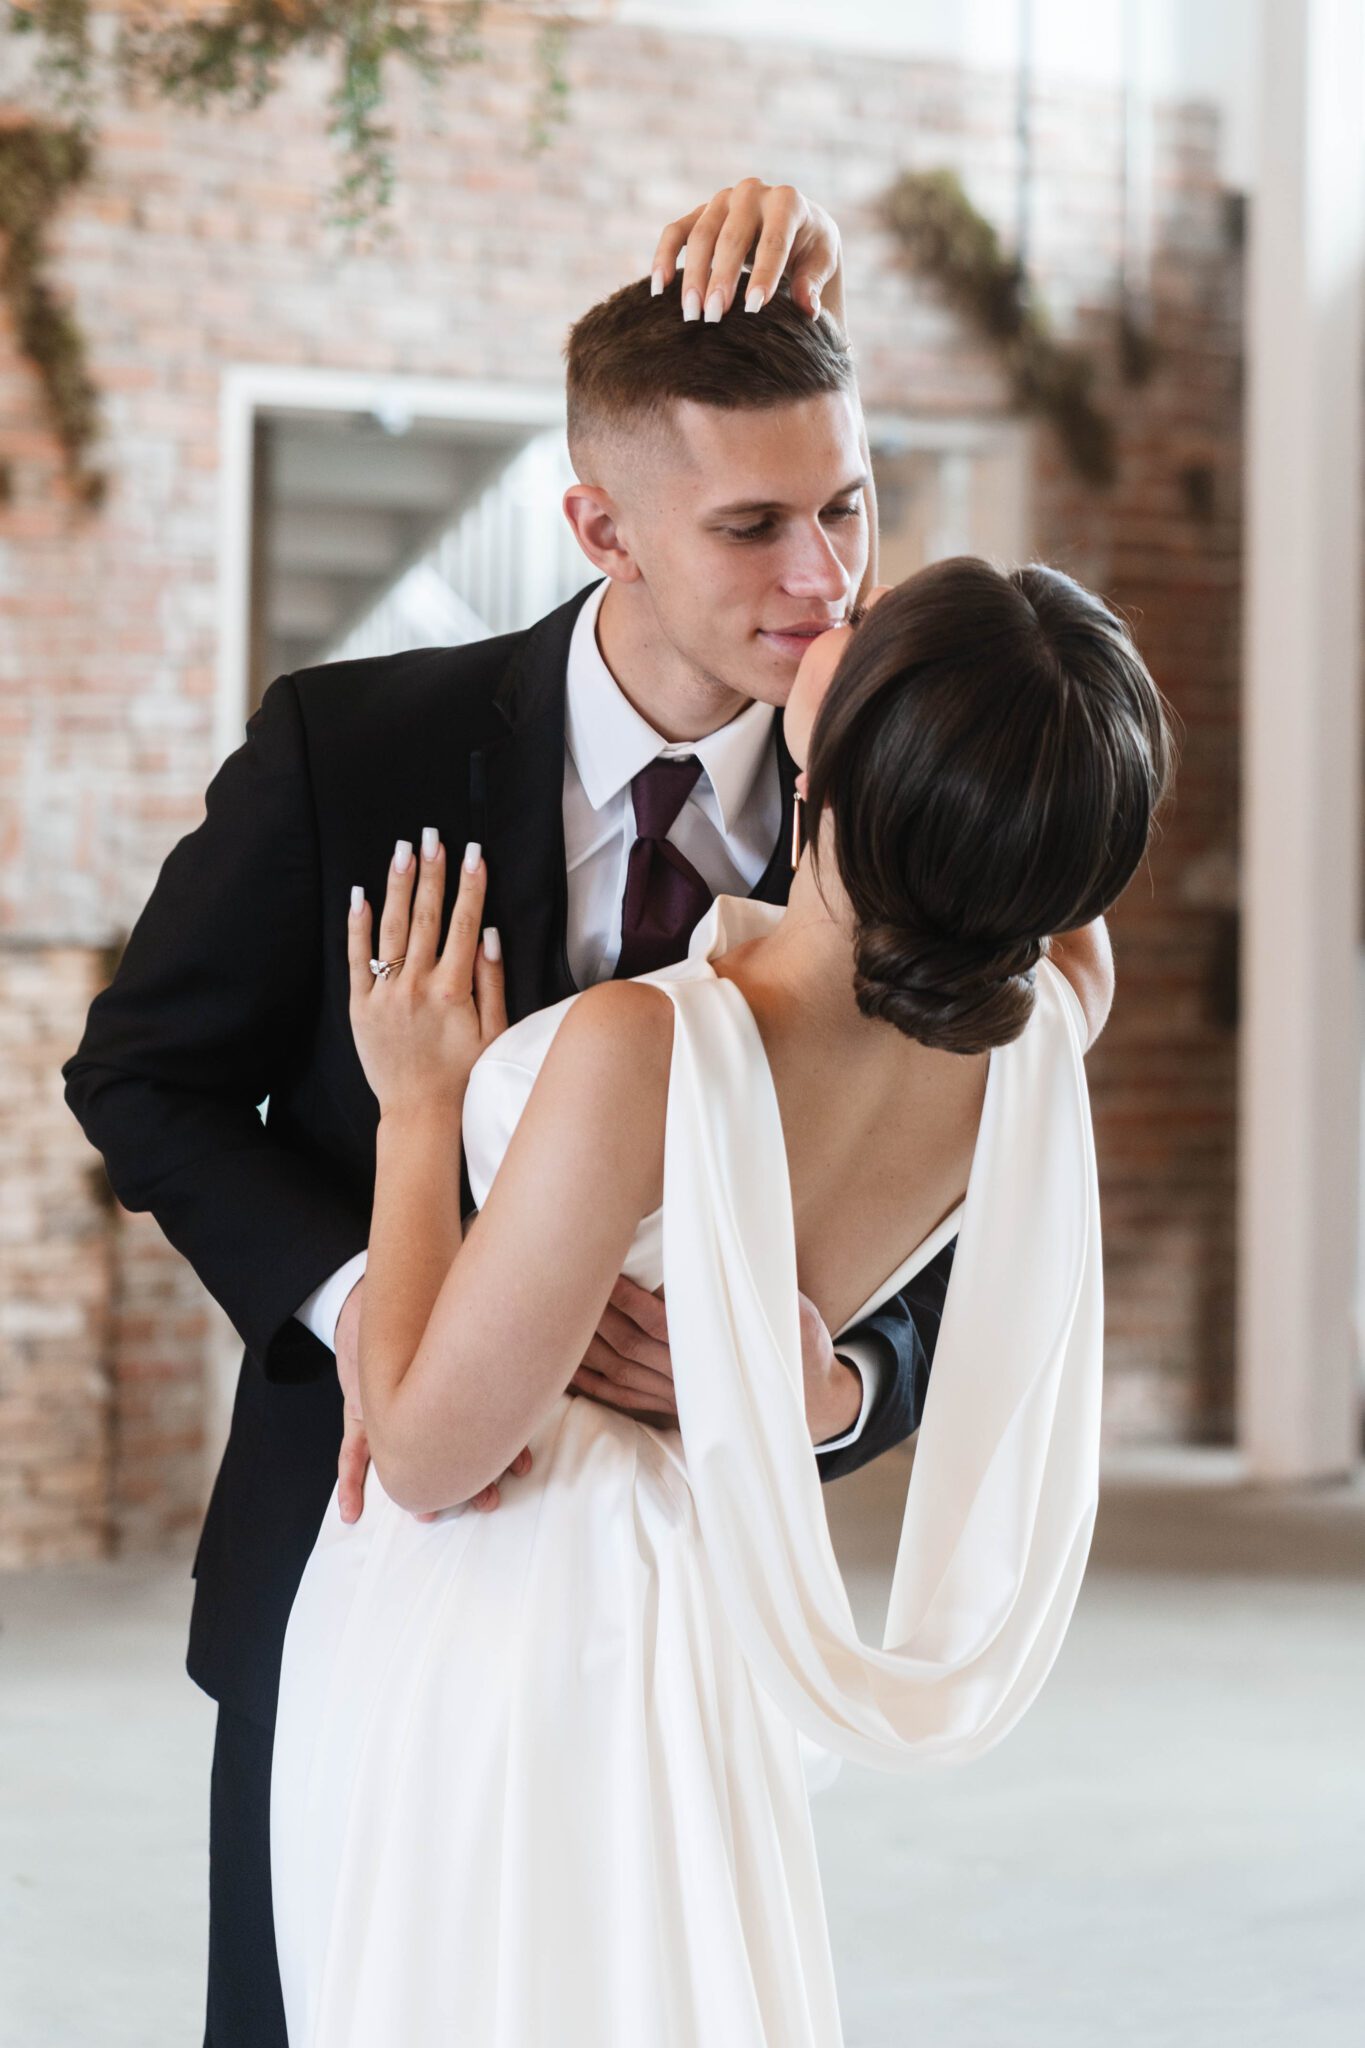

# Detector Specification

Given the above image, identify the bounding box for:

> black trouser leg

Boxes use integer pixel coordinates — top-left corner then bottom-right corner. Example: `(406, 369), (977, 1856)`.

(204, 1704), (288, 2048)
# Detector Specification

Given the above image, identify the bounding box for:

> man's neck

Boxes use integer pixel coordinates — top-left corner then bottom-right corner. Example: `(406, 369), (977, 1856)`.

(595, 578), (757, 745)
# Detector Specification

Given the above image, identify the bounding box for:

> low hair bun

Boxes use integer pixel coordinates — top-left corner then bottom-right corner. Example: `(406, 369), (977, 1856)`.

(801, 556), (1173, 1055)
(853, 924), (1042, 1055)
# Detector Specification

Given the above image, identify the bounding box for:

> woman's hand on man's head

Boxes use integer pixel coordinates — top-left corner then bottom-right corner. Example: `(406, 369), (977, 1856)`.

(650, 177), (844, 328)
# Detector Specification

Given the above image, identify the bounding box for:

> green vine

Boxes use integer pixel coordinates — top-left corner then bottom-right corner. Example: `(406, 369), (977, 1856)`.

(0, 3), (579, 505)
(524, 13), (570, 156)
(7, 2), (576, 233)
(883, 168), (1130, 488)
(118, 2), (476, 236)
(7, 0), (97, 120)
(0, 119), (104, 503)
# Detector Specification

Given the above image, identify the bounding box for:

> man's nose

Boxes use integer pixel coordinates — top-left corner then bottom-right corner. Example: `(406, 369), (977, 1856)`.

(779, 521), (854, 603)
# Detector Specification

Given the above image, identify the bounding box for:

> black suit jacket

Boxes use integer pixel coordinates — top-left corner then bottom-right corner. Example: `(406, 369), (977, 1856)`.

(64, 582), (955, 1728)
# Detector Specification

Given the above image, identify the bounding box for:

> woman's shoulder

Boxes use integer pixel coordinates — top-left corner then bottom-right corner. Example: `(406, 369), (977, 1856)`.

(521, 982), (676, 1217)
(553, 979), (677, 1087)
(518, 984), (677, 1169)
(463, 981), (676, 1212)
(472, 980), (676, 1103)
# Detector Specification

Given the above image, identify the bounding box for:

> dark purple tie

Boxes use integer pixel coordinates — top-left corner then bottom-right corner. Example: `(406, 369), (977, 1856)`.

(614, 754), (714, 980)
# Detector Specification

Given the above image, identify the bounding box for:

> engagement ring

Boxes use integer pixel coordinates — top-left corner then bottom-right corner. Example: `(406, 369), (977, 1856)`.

(370, 955), (406, 980)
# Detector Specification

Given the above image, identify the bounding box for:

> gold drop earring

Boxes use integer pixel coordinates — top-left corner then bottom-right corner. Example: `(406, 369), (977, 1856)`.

(790, 788), (805, 874)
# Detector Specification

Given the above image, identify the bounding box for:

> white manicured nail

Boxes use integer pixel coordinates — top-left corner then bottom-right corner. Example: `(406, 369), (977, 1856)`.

(421, 826), (439, 861)
(745, 285), (764, 313)
(704, 290), (723, 323)
(393, 839), (413, 874)
(350, 885), (364, 915)
(463, 839), (481, 873)
(682, 288), (701, 322)
(482, 926), (501, 962)
(651, 268), (663, 296)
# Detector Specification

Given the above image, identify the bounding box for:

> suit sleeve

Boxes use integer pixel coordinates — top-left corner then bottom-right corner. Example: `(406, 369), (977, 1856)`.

(814, 1238), (956, 1484)
(62, 674), (369, 1385)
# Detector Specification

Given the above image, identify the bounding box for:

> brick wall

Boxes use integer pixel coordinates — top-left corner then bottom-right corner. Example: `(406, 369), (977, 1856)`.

(107, 1211), (214, 1554)
(0, 15), (1242, 1557)
(1029, 112), (1243, 1442)
(0, 944), (116, 1564)
(0, 943), (212, 1562)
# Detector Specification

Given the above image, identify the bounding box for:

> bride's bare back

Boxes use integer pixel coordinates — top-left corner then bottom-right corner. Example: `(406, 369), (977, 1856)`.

(715, 953), (989, 1341)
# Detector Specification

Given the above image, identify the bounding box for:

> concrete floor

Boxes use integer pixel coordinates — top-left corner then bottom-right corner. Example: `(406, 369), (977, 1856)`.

(2, 1449), (1362, 2048)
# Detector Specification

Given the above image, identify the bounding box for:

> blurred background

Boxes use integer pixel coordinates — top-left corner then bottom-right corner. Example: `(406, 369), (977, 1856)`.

(0, 2), (1361, 2044)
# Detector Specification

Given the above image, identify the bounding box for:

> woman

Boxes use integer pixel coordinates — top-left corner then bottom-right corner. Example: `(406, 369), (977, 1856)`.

(271, 558), (1173, 2045)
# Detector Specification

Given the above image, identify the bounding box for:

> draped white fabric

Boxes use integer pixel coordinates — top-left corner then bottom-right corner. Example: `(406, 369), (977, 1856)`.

(270, 896), (1102, 2045)
(657, 907), (1103, 1772)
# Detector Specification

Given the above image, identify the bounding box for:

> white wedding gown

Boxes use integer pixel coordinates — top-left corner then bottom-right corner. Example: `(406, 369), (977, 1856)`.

(272, 896), (1104, 2047)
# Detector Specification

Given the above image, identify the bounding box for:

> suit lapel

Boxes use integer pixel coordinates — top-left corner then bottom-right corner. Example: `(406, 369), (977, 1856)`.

(478, 583), (596, 1021)
(748, 718), (798, 908)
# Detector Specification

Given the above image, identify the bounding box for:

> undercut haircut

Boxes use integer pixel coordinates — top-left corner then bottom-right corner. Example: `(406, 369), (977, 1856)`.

(563, 275), (856, 471)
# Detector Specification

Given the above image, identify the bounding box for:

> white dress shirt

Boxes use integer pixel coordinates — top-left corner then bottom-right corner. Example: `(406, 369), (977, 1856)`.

(297, 578), (880, 1452)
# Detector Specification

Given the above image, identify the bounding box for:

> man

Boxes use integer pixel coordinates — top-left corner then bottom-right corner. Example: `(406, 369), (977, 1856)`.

(64, 182), (954, 2047)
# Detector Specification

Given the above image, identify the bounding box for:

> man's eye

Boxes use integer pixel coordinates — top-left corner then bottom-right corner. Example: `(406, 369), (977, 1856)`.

(723, 502), (859, 542)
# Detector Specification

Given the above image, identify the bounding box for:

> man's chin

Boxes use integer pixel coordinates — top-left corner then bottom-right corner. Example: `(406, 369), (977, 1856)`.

(731, 631), (813, 707)
(729, 663), (794, 711)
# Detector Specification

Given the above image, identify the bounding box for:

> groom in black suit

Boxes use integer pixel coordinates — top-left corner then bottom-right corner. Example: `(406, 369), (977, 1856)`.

(64, 185), (955, 2047)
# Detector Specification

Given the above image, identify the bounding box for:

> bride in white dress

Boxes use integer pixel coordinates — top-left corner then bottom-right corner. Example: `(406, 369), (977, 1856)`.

(271, 557), (1172, 2045)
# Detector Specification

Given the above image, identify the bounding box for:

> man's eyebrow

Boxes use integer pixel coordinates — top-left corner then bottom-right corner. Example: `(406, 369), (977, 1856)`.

(706, 474), (870, 519)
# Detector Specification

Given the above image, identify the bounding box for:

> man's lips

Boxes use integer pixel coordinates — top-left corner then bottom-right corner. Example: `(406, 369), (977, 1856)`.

(758, 621), (841, 655)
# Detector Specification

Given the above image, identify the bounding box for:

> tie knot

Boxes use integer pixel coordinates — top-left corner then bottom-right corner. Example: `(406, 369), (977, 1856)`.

(630, 753), (702, 841)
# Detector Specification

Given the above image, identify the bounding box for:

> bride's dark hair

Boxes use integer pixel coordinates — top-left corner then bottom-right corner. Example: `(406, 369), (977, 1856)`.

(803, 557), (1176, 1055)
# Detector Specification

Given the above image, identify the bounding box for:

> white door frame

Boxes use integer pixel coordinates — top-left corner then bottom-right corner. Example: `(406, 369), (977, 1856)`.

(215, 366), (569, 769)
(1237, 0), (1365, 1480)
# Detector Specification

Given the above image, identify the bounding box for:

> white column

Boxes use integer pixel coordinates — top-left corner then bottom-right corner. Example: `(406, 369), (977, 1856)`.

(1238, 0), (1365, 1478)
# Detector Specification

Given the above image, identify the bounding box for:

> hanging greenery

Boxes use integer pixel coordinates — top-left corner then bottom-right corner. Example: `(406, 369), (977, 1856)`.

(1117, 303), (1159, 387)
(7, 2), (576, 233)
(7, 0), (97, 119)
(882, 167), (1125, 488)
(0, 119), (104, 504)
(0, 2), (578, 506)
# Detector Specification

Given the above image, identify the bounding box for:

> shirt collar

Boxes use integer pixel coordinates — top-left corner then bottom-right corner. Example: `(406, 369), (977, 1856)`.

(565, 578), (776, 834)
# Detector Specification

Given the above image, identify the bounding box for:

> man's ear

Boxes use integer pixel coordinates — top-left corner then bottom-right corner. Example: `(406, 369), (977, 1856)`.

(562, 483), (642, 584)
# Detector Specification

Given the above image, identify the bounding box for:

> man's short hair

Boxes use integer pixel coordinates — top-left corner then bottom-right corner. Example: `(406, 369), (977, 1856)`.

(564, 274), (856, 469)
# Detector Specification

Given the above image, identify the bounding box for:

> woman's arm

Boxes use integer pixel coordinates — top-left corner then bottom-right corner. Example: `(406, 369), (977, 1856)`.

(357, 931), (674, 1513)
(366, 983), (672, 1514)
(824, 268), (881, 598)
(1047, 917), (1114, 1050)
